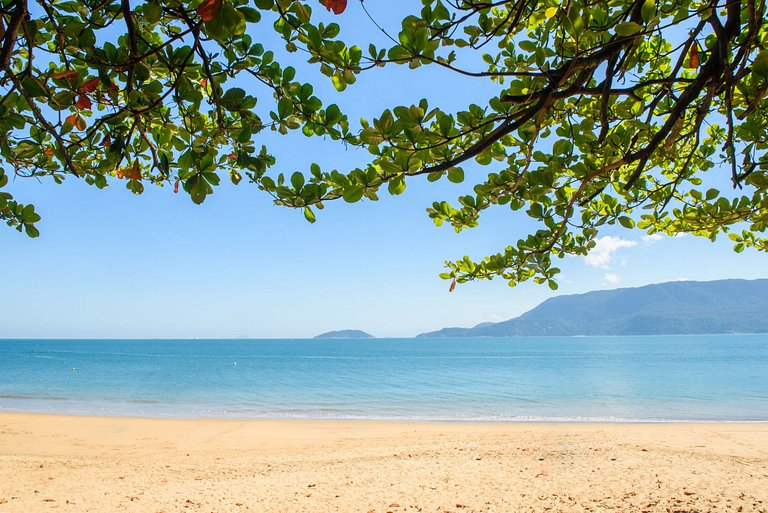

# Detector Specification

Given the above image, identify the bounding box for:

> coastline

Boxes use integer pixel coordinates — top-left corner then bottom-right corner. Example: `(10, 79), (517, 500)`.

(1, 413), (766, 512)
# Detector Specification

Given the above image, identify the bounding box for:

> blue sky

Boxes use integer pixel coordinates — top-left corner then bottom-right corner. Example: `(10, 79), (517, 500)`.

(1, 2), (766, 338)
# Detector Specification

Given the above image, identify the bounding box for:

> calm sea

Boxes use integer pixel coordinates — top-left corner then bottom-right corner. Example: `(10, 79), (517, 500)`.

(0, 336), (766, 422)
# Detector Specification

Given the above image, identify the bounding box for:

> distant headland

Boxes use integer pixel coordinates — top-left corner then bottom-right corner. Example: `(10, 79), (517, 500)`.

(418, 279), (768, 337)
(314, 329), (374, 339)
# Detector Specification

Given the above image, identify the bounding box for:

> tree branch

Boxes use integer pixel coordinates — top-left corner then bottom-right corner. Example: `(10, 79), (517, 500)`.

(0, 0), (26, 71)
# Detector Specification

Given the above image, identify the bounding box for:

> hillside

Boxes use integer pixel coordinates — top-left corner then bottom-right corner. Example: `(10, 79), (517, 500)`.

(418, 279), (768, 337)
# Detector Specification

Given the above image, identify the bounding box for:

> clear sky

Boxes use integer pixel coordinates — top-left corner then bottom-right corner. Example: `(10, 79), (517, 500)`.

(1, 2), (766, 339)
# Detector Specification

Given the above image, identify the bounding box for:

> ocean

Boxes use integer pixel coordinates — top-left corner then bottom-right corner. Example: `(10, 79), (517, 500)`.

(0, 336), (766, 422)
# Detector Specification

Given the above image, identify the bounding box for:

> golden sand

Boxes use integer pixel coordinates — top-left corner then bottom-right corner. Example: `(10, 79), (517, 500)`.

(1, 413), (766, 512)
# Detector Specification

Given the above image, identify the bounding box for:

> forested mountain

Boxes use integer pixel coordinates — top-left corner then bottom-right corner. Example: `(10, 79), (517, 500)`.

(418, 280), (768, 337)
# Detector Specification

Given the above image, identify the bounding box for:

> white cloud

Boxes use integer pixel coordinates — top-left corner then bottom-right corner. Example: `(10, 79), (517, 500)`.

(584, 236), (638, 268)
(604, 272), (621, 284)
(642, 233), (663, 243)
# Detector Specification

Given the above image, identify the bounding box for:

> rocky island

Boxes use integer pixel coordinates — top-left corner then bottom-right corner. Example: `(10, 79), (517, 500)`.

(313, 329), (374, 339)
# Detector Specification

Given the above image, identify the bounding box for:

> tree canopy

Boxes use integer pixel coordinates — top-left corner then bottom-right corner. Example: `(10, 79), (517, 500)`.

(1, 0), (767, 289)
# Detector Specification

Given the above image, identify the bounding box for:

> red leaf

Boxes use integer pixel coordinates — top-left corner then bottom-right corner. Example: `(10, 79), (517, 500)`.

(52, 70), (79, 80)
(76, 94), (92, 110)
(80, 77), (100, 94)
(449, 279), (456, 292)
(196, 0), (222, 22)
(66, 113), (87, 131)
(130, 161), (142, 180)
(174, 180), (180, 193)
(320, 0), (346, 14)
(689, 43), (699, 69)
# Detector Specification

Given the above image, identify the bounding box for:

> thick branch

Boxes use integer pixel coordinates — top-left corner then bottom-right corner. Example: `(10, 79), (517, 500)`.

(121, 0), (138, 93)
(0, 0), (26, 71)
(414, 93), (553, 177)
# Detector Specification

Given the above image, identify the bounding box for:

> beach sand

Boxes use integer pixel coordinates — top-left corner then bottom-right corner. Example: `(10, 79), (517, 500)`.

(0, 414), (766, 512)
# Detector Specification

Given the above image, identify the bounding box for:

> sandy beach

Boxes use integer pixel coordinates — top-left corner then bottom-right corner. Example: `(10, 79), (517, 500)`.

(0, 414), (766, 512)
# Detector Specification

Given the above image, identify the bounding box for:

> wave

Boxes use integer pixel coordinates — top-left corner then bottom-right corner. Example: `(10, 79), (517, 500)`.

(2, 399), (766, 423)
(21, 351), (605, 360)
(0, 395), (163, 405)
(0, 394), (71, 401)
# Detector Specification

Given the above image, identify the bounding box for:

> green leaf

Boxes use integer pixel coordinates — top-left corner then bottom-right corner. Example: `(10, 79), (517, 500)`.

(79, 27), (96, 47)
(21, 76), (46, 97)
(143, 2), (162, 23)
(14, 142), (39, 159)
(641, 0), (656, 23)
(277, 97), (293, 119)
(618, 216), (635, 229)
(615, 22), (643, 37)
(342, 186), (363, 203)
(331, 74), (346, 92)
(325, 104), (342, 125)
(205, 2), (246, 39)
(753, 50), (768, 78)
(21, 204), (35, 220)
(184, 175), (213, 204)
(219, 88), (246, 112)
(447, 167), (464, 184)
(239, 6), (261, 22)
(221, 2), (246, 36)
(24, 224), (40, 238)
(553, 139), (571, 156)
(291, 171), (304, 190)
(388, 175), (406, 195)
(303, 207), (316, 223)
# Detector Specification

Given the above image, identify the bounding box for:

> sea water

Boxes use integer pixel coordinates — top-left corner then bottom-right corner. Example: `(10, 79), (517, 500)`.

(0, 336), (766, 421)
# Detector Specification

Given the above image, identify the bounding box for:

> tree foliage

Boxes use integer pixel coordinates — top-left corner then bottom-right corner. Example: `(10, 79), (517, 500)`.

(2, 0), (768, 288)
(0, 0), (358, 233)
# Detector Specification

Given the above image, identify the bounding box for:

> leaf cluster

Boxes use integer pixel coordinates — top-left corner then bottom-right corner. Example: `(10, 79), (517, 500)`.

(3, 0), (768, 290)
(263, 0), (768, 288)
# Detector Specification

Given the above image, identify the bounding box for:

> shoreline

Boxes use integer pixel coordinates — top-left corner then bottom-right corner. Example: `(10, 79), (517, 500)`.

(3, 408), (768, 424)
(2, 413), (767, 512)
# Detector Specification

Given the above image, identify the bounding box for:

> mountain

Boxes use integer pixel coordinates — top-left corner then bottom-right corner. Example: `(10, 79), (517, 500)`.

(418, 279), (768, 337)
(314, 329), (374, 339)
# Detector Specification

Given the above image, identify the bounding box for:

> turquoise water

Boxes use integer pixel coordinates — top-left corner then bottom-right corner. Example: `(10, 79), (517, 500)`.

(0, 336), (766, 421)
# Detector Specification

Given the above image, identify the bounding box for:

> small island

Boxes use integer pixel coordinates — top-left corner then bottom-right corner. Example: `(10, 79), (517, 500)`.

(313, 329), (374, 339)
